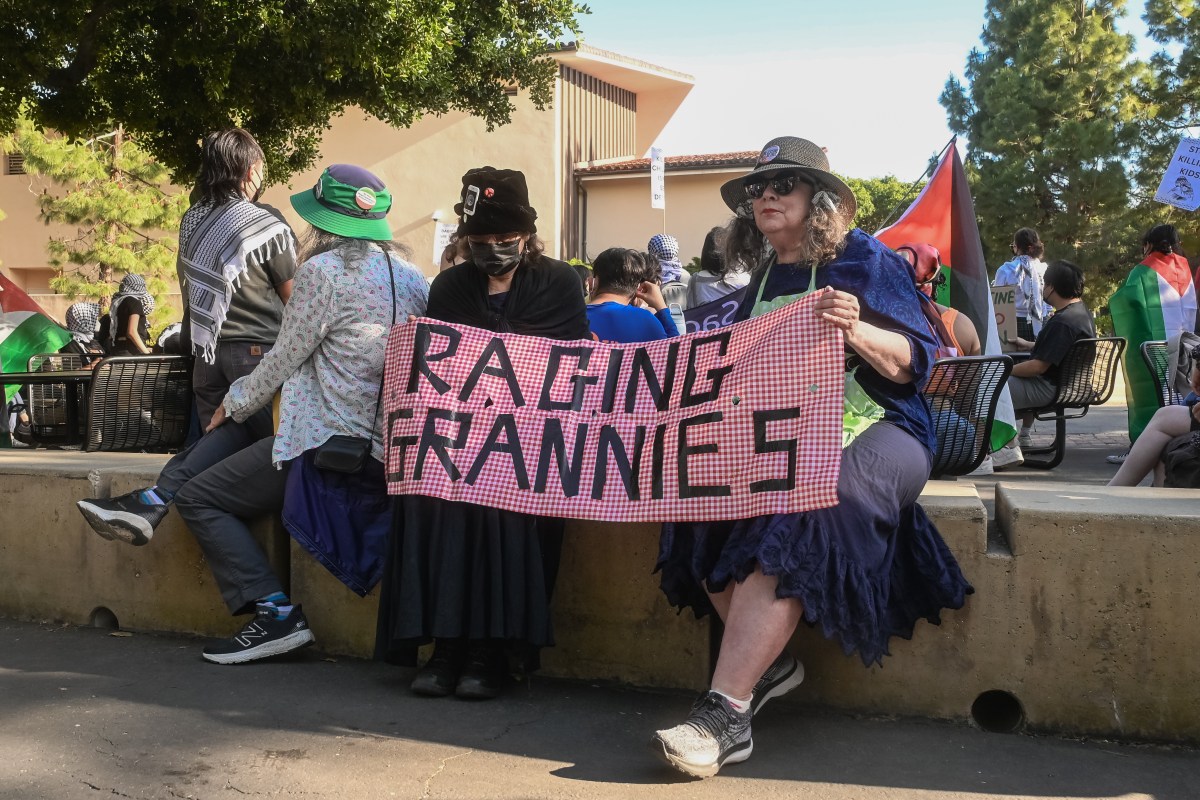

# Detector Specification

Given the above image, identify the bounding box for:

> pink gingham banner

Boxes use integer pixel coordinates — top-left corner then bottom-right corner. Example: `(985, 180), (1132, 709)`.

(383, 293), (843, 522)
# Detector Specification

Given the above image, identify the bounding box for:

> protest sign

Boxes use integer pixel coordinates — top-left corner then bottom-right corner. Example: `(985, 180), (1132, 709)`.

(650, 147), (665, 210)
(683, 286), (748, 334)
(1154, 136), (1200, 212)
(431, 222), (457, 267)
(383, 294), (844, 522)
(991, 286), (1017, 350)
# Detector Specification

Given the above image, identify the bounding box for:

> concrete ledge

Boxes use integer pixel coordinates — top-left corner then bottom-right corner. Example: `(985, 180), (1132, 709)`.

(0, 451), (289, 639)
(785, 480), (1200, 744)
(5, 452), (1200, 743)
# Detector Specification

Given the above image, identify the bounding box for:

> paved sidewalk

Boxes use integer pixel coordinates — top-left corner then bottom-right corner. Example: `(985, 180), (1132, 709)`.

(2, 620), (1198, 800)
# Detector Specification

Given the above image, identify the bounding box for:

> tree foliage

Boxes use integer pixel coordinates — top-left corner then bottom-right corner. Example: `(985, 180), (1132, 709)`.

(0, 117), (186, 327)
(941, 0), (1147, 309)
(843, 174), (926, 235)
(0, 0), (586, 183)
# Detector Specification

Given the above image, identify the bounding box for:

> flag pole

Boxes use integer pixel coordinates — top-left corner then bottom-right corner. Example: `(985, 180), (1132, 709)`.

(875, 136), (957, 232)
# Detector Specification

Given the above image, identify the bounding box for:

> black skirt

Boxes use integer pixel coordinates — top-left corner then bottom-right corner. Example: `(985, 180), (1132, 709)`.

(374, 495), (564, 669)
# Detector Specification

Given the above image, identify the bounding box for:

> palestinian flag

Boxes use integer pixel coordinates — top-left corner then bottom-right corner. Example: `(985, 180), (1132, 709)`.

(875, 140), (1018, 451)
(1109, 251), (1197, 442)
(1, 271), (72, 403)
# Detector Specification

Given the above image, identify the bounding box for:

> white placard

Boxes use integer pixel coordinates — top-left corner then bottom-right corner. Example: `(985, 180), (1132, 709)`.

(1154, 136), (1200, 212)
(432, 222), (458, 267)
(650, 147), (665, 210)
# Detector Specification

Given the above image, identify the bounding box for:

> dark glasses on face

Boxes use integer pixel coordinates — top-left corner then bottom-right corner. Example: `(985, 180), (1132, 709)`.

(744, 173), (805, 200)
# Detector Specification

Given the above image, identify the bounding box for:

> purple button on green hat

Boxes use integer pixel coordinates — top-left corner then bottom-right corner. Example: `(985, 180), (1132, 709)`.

(290, 164), (393, 241)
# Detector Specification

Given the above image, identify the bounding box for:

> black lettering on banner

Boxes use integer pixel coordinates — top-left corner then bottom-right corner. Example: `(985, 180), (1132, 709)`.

(414, 408), (472, 481)
(406, 323), (461, 395)
(458, 337), (526, 407)
(624, 341), (679, 412)
(600, 349), (625, 414)
(591, 425), (646, 501)
(651, 422), (668, 500)
(677, 412), (732, 498)
(533, 418), (589, 496)
(465, 414), (529, 489)
(748, 408), (802, 494)
(681, 331), (734, 408)
(386, 408), (417, 481)
(538, 346), (598, 412)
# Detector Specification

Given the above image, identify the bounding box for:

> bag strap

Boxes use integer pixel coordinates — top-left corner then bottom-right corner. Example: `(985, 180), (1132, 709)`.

(367, 250), (399, 438)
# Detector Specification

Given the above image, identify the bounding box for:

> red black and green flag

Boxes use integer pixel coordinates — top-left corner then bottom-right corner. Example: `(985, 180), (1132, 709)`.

(875, 140), (1017, 450)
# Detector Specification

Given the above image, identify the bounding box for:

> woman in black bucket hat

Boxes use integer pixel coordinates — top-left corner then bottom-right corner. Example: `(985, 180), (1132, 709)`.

(375, 166), (590, 700)
(650, 136), (973, 778)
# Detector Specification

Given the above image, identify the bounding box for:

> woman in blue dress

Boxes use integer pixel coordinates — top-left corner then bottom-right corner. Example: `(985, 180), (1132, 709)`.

(651, 137), (973, 778)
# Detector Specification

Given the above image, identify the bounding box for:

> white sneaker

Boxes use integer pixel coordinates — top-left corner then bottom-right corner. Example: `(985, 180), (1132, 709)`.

(1018, 430), (1033, 448)
(992, 446), (1024, 471)
(967, 455), (994, 476)
(1106, 451), (1128, 465)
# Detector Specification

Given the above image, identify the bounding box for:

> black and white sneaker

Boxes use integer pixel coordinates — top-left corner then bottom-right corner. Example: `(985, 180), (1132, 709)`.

(651, 691), (753, 778)
(202, 605), (316, 665)
(77, 490), (168, 546)
(750, 651), (805, 715)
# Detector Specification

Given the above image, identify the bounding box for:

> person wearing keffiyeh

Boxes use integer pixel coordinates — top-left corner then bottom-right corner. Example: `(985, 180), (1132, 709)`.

(176, 128), (298, 430)
(993, 227), (1050, 340)
(61, 301), (107, 363)
(648, 232), (690, 311)
(109, 275), (156, 355)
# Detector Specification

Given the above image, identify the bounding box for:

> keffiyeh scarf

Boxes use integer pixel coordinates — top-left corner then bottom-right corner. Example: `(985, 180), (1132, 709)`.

(179, 198), (295, 363)
(648, 233), (684, 284)
(1014, 255), (1046, 326)
(65, 302), (101, 344)
(109, 275), (156, 348)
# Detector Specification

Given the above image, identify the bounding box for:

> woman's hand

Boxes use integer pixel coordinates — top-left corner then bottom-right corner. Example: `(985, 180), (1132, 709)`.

(206, 401), (229, 433)
(1191, 401), (1200, 427)
(813, 287), (860, 342)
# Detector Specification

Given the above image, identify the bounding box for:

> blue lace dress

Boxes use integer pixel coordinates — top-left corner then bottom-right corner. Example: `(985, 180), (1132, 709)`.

(655, 229), (973, 666)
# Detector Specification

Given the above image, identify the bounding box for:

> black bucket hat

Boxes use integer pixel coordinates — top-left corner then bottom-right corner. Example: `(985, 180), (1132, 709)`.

(720, 136), (857, 221)
(454, 167), (538, 235)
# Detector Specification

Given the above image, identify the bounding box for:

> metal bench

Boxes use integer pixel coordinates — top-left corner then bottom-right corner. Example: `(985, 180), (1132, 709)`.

(1141, 339), (1183, 408)
(85, 355), (193, 452)
(1022, 337), (1126, 469)
(922, 355), (1014, 478)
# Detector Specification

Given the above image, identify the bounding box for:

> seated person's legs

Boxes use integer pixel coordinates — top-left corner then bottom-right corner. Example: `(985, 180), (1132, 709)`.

(173, 436), (312, 664)
(76, 413), (274, 545)
(1108, 404), (1196, 487)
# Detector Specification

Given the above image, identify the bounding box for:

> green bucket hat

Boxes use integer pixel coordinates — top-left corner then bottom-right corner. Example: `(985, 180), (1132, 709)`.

(290, 164), (393, 241)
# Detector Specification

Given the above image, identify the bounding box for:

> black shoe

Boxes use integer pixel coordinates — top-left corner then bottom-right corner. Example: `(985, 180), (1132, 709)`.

(411, 638), (466, 697)
(202, 605), (315, 665)
(455, 642), (507, 700)
(77, 490), (168, 546)
(750, 651), (805, 716)
(651, 691), (753, 778)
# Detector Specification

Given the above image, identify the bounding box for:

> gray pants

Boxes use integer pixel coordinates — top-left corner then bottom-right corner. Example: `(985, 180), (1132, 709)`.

(1008, 374), (1057, 413)
(192, 341), (272, 431)
(157, 418), (287, 615)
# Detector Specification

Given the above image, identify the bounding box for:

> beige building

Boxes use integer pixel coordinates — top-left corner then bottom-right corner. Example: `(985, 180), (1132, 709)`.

(1, 44), (755, 318)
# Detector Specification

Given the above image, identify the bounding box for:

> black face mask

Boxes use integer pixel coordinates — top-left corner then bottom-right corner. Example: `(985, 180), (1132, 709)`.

(470, 240), (523, 277)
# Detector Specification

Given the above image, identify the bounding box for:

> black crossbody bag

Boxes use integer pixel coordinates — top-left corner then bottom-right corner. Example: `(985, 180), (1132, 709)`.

(312, 251), (398, 474)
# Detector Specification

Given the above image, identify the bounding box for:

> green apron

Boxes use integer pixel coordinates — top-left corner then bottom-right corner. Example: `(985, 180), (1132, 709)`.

(749, 259), (884, 449)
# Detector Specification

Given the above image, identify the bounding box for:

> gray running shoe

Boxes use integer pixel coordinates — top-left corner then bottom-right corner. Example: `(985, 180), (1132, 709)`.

(202, 605), (315, 665)
(750, 651), (805, 715)
(651, 691), (752, 778)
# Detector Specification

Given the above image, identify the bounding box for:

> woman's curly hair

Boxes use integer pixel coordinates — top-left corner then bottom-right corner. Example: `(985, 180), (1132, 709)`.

(724, 188), (854, 272)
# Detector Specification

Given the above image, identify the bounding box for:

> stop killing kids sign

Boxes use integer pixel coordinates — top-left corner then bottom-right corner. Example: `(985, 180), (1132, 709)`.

(1155, 136), (1200, 212)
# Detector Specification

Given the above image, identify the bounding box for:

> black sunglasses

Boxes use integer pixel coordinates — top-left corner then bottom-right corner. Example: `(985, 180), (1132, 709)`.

(744, 172), (808, 200)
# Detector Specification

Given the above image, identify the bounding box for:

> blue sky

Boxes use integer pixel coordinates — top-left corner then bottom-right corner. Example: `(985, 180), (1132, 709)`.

(573, 0), (1155, 179)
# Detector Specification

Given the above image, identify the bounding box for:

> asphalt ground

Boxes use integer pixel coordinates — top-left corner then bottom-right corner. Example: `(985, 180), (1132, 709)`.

(2, 620), (1198, 800)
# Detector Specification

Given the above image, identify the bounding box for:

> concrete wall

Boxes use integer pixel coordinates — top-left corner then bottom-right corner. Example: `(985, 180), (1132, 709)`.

(3, 451), (1200, 742)
(581, 170), (737, 265)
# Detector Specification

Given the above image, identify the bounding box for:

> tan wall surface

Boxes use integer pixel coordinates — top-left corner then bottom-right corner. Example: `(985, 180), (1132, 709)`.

(0, 170), (79, 286)
(260, 96), (559, 277)
(582, 171), (738, 264)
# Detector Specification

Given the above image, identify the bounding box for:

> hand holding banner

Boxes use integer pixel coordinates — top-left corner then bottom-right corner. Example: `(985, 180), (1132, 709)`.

(383, 295), (844, 522)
